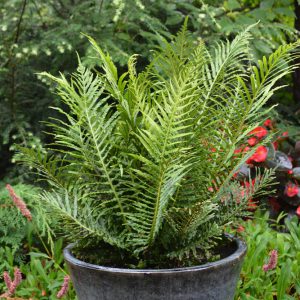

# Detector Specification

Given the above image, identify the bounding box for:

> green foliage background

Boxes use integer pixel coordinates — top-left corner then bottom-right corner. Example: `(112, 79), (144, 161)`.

(0, 0), (298, 181)
(0, 183), (38, 260)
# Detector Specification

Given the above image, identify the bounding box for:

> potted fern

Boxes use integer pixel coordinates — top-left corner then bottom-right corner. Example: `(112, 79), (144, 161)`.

(20, 23), (300, 300)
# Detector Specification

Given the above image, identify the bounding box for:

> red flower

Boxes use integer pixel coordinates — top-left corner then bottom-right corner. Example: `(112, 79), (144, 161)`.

(246, 146), (268, 164)
(247, 178), (256, 187)
(232, 172), (238, 179)
(247, 137), (257, 146)
(277, 131), (289, 142)
(239, 188), (245, 201)
(234, 147), (243, 154)
(242, 178), (256, 192)
(234, 145), (251, 156)
(264, 119), (273, 128)
(284, 183), (299, 197)
(249, 126), (268, 139)
(287, 170), (293, 175)
(296, 206), (300, 216)
(272, 141), (278, 150)
(248, 199), (258, 210)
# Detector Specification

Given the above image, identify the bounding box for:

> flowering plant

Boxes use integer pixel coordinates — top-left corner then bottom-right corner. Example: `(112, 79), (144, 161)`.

(19, 24), (300, 268)
(236, 211), (300, 298)
(234, 118), (300, 220)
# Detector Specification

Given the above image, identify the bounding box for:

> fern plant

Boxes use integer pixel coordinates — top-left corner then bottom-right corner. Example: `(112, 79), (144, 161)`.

(19, 23), (300, 268)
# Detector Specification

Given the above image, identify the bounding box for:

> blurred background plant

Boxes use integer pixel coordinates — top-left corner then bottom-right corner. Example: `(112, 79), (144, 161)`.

(200, 0), (297, 60)
(232, 117), (300, 222)
(0, 183), (75, 299)
(0, 183), (39, 262)
(1, 0), (299, 182)
(0, 239), (76, 299)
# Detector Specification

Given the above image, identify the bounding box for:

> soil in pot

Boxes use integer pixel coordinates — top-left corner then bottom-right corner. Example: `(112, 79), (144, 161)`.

(71, 235), (238, 269)
(64, 235), (247, 300)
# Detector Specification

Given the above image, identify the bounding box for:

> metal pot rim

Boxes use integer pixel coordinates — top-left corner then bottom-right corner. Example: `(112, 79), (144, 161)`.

(64, 234), (247, 274)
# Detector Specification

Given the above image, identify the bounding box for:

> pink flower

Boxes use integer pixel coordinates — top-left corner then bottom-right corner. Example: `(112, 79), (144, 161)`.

(246, 146), (268, 164)
(263, 250), (278, 272)
(12, 268), (22, 287)
(249, 126), (268, 139)
(57, 275), (70, 298)
(296, 206), (300, 216)
(236, 225), (245, 233)
(284, 183), (299, 198)
(1, 268), (22, 297)
(6, 184), (32, 221)
(3, 272), (12, 290)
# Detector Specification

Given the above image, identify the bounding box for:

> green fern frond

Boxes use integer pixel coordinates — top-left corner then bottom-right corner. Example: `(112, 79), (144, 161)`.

(42, 65), (130, 227)
(39, 188), (127, 249)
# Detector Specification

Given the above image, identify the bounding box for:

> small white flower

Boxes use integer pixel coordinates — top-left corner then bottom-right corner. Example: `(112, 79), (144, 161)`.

(31, 48), (38, 55)
(45, 49), (52, 56)
(57, 45), (65, 53)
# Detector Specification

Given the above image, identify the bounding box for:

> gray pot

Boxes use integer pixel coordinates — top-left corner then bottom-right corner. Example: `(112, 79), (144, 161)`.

(64, 236), (246, 300)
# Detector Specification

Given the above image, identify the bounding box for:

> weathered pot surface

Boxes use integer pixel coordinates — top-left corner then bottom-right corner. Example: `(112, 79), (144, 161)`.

(64, 235), (247, 300)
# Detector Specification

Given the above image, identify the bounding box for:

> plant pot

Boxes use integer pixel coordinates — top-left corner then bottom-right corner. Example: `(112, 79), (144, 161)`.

(64, 235), (246, 300)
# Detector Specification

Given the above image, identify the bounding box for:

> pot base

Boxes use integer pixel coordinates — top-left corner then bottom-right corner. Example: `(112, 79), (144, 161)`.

(64, 236), (246, 300)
